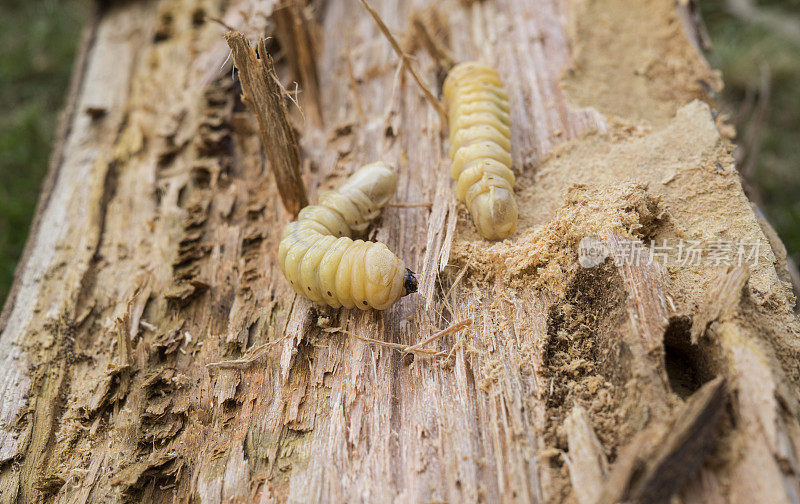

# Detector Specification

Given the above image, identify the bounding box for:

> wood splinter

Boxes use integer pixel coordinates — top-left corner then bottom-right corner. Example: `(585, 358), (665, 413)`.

(597, 376), (729, 504)
(225, 31), (309, 217)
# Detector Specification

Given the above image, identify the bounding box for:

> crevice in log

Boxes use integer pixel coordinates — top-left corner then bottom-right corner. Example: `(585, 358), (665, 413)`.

(272, 0), (324, 125)
(663, 316), (711, 399)
(543, 262), (630, 461)
(406, 6), (456, 76)
(112, 451), (184, 503)
(74, 154), (122, 316)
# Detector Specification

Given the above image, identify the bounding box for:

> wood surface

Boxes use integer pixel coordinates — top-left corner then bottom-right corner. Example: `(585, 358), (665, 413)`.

(1, 0), (799, 503)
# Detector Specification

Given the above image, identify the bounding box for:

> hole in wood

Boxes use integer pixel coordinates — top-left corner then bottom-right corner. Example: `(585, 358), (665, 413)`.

(191, 165), (212, 188)
(663, 316), (714, 399)
(191, 8), (205, 27)
(153, 12), (174, 43)
(176, 184), (189, 209)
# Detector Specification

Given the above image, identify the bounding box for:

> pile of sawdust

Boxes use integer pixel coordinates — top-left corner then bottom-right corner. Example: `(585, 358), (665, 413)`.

(451, 183), (663, 294)
(562, 0), (722, 126)
(542, 263), (632, 450)
(451, 98), (790, 311)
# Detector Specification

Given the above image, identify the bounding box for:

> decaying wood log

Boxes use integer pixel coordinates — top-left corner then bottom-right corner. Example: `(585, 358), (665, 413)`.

(1, 0), (799, 503)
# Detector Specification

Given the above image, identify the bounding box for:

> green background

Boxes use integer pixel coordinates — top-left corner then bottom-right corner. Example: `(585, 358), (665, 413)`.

(0, 0), (798, 305)
(1, 0), (89, 304)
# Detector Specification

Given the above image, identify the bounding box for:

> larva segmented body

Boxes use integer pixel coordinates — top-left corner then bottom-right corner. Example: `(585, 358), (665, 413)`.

(278, 162), (417, 310)
(443, 62), (517, 240)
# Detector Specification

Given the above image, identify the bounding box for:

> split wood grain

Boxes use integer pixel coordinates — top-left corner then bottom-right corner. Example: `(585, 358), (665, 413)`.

(225, 31), (308, 217)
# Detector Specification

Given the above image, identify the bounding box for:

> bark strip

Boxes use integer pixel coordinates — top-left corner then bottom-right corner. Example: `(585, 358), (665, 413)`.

(599, 377), (729, 504)
(225, 31), (308, 217)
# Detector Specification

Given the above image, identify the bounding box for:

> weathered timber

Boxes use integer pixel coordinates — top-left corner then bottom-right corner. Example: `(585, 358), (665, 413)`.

(1, 0), (799, 503)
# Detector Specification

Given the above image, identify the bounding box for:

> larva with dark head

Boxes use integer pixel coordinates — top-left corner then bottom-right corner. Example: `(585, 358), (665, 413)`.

(278, 162), (417, 310)
(443, 62), (517, 240)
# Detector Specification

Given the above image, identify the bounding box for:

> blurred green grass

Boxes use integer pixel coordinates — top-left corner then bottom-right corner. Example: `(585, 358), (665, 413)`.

(0, 0), (798, 307)
(0, 0), (88, 305)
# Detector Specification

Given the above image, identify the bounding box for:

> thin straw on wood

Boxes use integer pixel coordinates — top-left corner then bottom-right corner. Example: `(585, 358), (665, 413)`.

(358, 0), (447, 125)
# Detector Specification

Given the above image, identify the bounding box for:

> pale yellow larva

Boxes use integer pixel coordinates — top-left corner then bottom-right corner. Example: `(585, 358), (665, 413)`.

(443, 62), (517, 240)
(278, 162), (417, 310)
